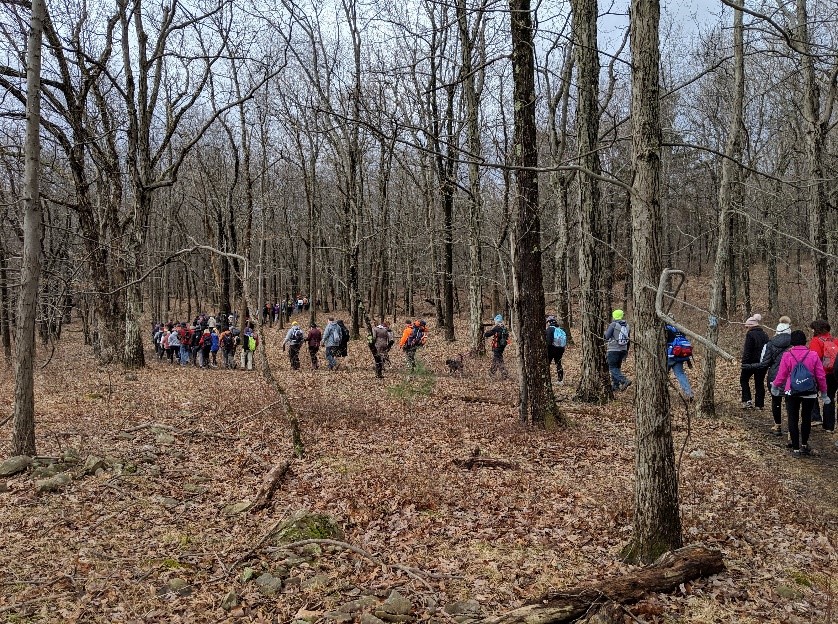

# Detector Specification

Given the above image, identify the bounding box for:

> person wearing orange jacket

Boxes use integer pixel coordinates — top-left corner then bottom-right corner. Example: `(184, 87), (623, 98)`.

(399, 319), (426, 371)
(809, 318), (837, 432)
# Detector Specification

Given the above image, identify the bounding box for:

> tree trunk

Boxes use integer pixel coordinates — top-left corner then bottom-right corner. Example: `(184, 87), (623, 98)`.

(797, 0), (829, 320)
(12, 0), (45, 456)
(626, 0), (682, 562)
(572, 0), (611, 403)
(509, 0), (562, 428)
(699, 4), (743, 418)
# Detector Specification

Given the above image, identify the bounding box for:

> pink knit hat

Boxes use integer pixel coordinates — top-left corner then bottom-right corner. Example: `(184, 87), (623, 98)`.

(745, 315), (760, 328)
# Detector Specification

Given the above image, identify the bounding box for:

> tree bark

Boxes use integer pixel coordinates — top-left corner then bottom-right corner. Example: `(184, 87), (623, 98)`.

(509, 0), (562, 428)
(699, 4), (743, 418)
(626, 0), (682, 562)
(572, 0), (612, 403)
(12, 0), (45, 456)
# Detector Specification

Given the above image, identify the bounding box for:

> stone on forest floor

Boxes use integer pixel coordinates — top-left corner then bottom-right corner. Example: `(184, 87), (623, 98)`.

(338, 596), (378, 613)
(222, 501), (251, 516)
(255, 572), (283, 596)
(35, 472), (71, 494)
(82, 455), (108, 476)
(221, 589), (238, 611)
(443, 600), (482, 617)
(271, 509), (344, 545)
(359, 615), (387, 624)
(0, 455), (32, 477)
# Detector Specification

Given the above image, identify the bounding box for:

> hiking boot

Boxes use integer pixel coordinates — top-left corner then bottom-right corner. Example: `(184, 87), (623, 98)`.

(800, 445), (811, 456)
(742, 400), (754, 409)
(791, 448), (802, 458)
(621, 380), (632, 391)
(812, 418), (823, 426)
(770, 424), (783, 436)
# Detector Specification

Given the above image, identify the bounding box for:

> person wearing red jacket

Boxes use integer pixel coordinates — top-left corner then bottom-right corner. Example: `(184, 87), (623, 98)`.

(772, 330), (828, 457)
(808, 319), (836, 432)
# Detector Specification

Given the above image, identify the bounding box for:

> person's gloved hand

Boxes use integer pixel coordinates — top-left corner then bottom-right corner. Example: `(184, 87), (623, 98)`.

(822, 393), (831, 405)
(770, 384), (781, 397)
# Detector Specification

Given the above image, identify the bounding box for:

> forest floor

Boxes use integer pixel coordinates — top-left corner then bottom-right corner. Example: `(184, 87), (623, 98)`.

(0, 317), (836, 624)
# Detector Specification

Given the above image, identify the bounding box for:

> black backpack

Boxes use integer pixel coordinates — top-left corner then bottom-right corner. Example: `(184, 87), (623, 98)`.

(493, 327), (509, 349)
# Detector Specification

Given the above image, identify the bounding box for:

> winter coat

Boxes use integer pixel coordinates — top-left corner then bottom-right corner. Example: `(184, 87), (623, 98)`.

(772, 346), (827, 396)
(306, 327), (322, 349)
(322, 322), (341, 348)
(604, 320), (629, 352)
(741, 327), (770, 366)
(760, 333), (791, 385)
(372, 325), (390, 351)
(483, 324), (509, 353)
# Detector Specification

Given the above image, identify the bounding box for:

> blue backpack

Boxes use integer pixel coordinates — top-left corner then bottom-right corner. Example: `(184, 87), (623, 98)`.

(551, 326), (567, 348)
(789, 351), (816, 396)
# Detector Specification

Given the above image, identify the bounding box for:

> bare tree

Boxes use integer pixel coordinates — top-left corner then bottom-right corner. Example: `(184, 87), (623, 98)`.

(626, 0), (682, 562)
(12, 0), (45, 456)
(509, 0), (561, 427)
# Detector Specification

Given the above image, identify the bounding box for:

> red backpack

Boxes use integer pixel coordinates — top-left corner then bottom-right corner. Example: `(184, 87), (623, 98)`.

(818, 336), (838, 373)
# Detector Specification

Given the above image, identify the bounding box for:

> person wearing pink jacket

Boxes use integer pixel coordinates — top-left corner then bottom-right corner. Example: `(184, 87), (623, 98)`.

(771, 330), (828, 457)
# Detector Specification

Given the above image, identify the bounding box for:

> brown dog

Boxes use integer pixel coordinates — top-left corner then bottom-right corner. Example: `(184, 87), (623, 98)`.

(446, 353), (465, 376)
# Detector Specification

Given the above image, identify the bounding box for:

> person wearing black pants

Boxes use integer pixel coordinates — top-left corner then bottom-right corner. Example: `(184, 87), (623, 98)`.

(808, 319), (837, 432)
(740, 315), (769, 409)
(772, 330), (828, 457)
(760, 316), (792, 435)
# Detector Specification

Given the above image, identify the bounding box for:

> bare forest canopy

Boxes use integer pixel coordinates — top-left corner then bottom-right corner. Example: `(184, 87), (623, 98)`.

(0, 0), (836, 363)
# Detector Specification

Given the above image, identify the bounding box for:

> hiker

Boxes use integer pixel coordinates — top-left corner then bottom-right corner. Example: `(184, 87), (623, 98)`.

(372, 320), (393, 376)
(306, 322), (322, 370)
(741, 314), (770, 409)
(199, 328), (213, 368)
(771, 330), (828, 457)
(241, 326), (257, 370)
(665, 322), (694, 400)
(484, 315), (510, 379)
(545, 315), (566, 384)
(808, 319), (837, 432)
(164, 327), (178, 364)
(209, 327), (219, 367)
(604, 310), (631, 392)
(322, 317), (341, 370)
(283, 321), (305, 370)
(336, 319), (350, 359)
(219, 327), (236, 369)
(755, 316), (792, 435)
(399, 319), (426, 371)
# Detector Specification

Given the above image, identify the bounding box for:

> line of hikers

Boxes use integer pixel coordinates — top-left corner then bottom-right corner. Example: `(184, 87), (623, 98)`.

(603, 309), (836, 457)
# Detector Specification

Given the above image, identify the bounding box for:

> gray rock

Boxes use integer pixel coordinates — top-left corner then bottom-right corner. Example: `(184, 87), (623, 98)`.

(0, 482), (10, 493)
(360, 615), (387, 624)
(255, 572), (283, 596)
(323, 612), (354, 623)
(32, 465), (60, 479)
(35, 472), (71, 493)
(300, 574), (330, 591)
(272, 509), (344, 545)
(0, 455), (32, 477)
(157, 496), (180, 509)
(338, 596), (378, 613)
(168, 577), (188, 591)
(183, 483), (207, 494)
(241, 567), (255, 582)
(776, 584), (802, 600)
(373, 612), (414, 623)
(689, 450), (706, 459)
(124, 372), (138, 381)
(443, 600), (481, 617)
(82, 455), (108, 476)
(221, 589), (238, 611)
(155, 432), (176, 445)
(118, 432), (135, 440)
(222, 501), (251, 516)
(381, 591), (412, 616)
(61, 448), (81, 464)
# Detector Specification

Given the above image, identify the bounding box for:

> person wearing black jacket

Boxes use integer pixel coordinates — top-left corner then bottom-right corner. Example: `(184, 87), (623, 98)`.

(741, 314), (770, 409)
(759, 316), (792, 434)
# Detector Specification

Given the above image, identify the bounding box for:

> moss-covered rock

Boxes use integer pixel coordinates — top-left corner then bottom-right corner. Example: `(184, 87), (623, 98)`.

(271, 510), (344, 545)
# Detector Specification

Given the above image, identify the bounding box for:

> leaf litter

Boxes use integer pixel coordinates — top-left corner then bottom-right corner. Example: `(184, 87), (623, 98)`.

(0, 324), (835, 623)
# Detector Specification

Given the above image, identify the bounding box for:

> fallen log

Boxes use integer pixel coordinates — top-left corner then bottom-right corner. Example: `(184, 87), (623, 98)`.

(248, 460), (293, 513)
(479, 544), (724, 624)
